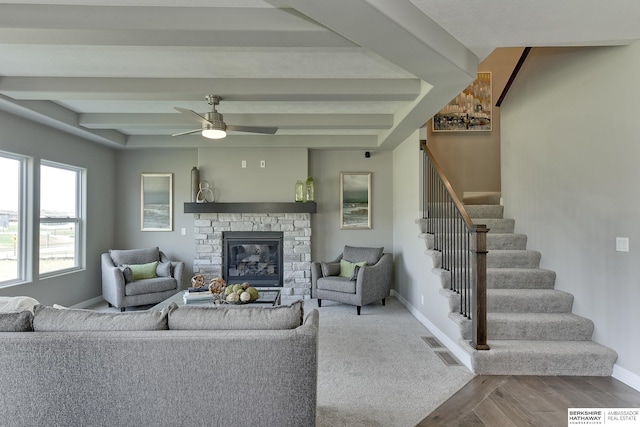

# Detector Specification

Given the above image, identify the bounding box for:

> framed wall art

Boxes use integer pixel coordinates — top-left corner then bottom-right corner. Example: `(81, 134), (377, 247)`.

(340, 172), (371, 229)
(432, 72), (492, 132)
(141, 173), (173, 231)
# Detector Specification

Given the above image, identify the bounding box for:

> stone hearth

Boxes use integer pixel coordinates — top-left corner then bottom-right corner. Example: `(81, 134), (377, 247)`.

(193, 212), (311, 297)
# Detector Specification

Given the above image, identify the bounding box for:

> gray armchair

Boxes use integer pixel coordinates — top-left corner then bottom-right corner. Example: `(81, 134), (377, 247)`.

(311, 245), (392, 315)
(101, 247), (184, 311)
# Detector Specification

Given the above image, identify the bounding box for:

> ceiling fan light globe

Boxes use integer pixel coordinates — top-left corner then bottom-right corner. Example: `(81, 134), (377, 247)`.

(202, 128), (227, 139)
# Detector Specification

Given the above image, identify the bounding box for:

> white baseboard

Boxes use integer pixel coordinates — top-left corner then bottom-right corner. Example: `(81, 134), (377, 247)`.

(392, 290), (473, 371)
(613, 364), (640, 392)
(71, 296), (104, 309)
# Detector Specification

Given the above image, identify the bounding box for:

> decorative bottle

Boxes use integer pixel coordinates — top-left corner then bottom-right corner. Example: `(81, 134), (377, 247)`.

(305, 176), (315, 202)
(190, 166), (200, 202)
(295, 180), (305, 202)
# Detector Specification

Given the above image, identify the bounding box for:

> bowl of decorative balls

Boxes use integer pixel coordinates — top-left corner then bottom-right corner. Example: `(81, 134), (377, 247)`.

(223, 282), (260, 304)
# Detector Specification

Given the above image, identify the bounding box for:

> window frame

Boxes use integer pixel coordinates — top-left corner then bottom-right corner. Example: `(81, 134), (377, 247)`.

(0, 151), (28, 287)
(38, 160), (85, 278)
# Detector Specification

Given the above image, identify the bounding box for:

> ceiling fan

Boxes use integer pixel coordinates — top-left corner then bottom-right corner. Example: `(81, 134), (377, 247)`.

(172, 95), (277, 139)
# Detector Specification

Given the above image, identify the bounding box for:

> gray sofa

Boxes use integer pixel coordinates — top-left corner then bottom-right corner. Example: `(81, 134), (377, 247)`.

(0, 301), (318, 427)
(311, 245), (393, 315)
(102, 247), (185, 311)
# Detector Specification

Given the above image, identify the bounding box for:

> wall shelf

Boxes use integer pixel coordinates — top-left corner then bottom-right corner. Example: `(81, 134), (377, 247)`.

(184, 202), (317, 214)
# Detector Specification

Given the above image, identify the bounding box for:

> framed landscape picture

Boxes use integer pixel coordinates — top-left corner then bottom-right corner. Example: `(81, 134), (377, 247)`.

(340, 172), (371, 229)
(141, 173), (173, 231)
(432, 72), (492, 132)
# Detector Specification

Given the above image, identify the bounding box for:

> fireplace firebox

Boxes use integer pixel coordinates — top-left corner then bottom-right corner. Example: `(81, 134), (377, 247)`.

(223, 231), (284, 287)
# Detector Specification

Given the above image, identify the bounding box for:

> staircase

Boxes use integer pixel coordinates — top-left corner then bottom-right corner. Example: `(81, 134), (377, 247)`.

(420, 192), (617, 376)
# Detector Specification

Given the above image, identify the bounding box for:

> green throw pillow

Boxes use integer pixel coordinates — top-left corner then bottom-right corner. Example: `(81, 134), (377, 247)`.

(339, 259), (366, 279)
(128, 261), (159, 280)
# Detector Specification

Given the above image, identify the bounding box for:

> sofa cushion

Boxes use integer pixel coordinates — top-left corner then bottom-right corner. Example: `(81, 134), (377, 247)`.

(167, 300), (304, 330)
(0, 311), (33, 332)
(124, 277), (177, 296)
(109, 247), (160, 266)
(317, 276), (356, 294)
(321, 262), (340, 277)
(33, 305), (169, 331)
(128, 261), (159, 280)
(342, 245), (383, 265)
(339, 259), (366, 279)
(118, 265), (134, 283)
(156, 261), (173, 277)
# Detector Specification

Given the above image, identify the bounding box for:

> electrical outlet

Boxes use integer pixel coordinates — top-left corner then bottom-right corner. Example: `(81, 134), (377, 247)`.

(181, 228), (186, 236)
(260, 160), (266, 168)
(241, 160), (246, 168)
(421, 294), (424, 305)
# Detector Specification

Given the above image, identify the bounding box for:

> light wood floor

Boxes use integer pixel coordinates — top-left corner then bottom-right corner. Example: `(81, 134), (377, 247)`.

(417, 375), (640, 426)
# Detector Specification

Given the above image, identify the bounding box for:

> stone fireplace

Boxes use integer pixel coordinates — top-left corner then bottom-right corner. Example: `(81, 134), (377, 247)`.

(193, 212), (312, 297)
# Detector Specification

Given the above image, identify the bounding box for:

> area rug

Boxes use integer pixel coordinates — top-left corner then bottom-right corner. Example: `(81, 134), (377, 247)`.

(307, 297), (475, 427)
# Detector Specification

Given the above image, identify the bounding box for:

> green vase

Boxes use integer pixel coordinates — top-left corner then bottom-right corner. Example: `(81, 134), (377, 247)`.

(305, 177), (315, 202)
(295, 180), (305, 202)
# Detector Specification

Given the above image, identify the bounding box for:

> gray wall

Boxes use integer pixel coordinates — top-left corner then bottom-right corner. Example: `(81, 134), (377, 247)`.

(114, 148), (198, 288)
(198, 147), (308, 202)
(113, 146), (398, 290)
(309, 149), (394, 261)
(0, 111), (116, 306)
(427, 48), (523, 198)
(501, 45), (640, 381)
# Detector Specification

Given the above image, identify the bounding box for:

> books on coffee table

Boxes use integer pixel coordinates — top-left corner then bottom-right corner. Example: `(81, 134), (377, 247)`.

(182, 290), (214, 304)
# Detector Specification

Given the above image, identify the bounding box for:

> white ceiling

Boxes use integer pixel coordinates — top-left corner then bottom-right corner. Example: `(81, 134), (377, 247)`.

(1, 0), (639, 150)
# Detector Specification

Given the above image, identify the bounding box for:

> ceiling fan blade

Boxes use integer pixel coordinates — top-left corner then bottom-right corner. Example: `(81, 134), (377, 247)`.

(171, 129), (201, 137)
(174, 106), (211, 126)
(226, 124), (278, 135)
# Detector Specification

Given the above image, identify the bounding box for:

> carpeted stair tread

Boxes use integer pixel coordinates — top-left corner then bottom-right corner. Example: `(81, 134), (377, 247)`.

(487, 313), (594, 341)
(473, 218), (515, 233)
(465, 340), (618, 376)
(465, 205), (504, 219)
(463, 192), (501, 205)
(487, 268), (556, 289)
(487, 250), (541, 268)
(486, 233), (527, 250)
(487, 289), (573, 313)
(446, 289), (573, 314)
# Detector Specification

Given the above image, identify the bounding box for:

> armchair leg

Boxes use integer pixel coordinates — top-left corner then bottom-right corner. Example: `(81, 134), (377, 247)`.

(317, 299), (322, 307)
(120, 307), (125, 312)
(382, 298), (386, 306)
(357, 306), (361, 315)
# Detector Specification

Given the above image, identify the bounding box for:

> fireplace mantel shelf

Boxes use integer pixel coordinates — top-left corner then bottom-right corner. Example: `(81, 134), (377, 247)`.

(184, 202), (317, 214)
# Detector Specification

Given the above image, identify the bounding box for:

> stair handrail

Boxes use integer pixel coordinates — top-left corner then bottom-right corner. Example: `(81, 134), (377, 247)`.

(420, 141), (489, 350)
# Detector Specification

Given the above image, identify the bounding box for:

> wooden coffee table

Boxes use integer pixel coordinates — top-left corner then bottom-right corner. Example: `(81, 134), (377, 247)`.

(151, 288), (281, 311)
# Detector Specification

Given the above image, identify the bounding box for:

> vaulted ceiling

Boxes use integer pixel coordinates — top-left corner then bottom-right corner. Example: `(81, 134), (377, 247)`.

(1, 0), (639, 150)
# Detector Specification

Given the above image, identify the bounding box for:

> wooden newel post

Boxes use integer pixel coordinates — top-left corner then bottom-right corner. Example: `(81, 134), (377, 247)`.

(472, 224), (490, 350)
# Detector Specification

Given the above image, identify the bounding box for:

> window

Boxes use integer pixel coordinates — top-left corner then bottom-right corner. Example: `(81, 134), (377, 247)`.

(39, 161), (84, 277)
(0, 152), (26, 285)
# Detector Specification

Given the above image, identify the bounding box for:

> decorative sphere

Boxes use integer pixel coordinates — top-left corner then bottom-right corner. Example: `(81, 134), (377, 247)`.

(240, 291), (251, 302)
(191, 275), (205, 288)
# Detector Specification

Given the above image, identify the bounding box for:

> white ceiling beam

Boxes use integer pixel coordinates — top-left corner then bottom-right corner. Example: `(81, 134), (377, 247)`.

(282, 0), (478, 149)
(126, 134), (378, 149)
(0, 77), (420, 101)
(0, 5), (354, 48)
(0, 95), (126, 148)
(79, 113), (393, 130)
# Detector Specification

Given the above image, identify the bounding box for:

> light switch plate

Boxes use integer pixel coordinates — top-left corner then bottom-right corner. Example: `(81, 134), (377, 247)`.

(616, 237), (629, 252)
